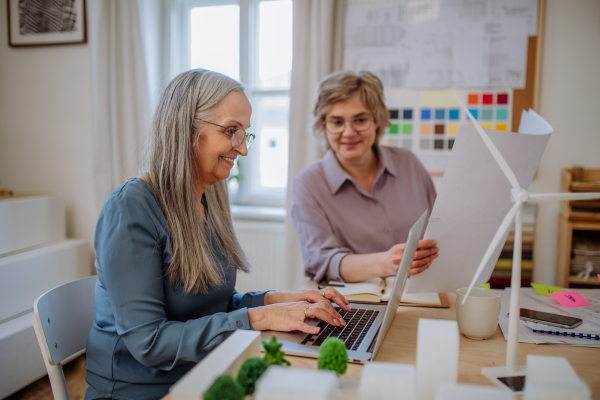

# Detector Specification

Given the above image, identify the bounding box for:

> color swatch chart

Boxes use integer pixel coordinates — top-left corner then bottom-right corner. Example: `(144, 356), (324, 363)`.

(381, 89), (513, 171)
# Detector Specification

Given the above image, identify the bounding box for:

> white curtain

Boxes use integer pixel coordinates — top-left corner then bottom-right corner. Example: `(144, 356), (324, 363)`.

(89, 0), (151, 215)
(284, 0), (346, 289)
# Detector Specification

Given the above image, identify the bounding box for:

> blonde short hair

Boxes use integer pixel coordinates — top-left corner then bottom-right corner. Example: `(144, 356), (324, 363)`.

(311, 71), (391, 150)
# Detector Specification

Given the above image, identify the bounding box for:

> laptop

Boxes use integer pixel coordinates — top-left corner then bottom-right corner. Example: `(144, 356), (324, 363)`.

(261, 209), (428, 363)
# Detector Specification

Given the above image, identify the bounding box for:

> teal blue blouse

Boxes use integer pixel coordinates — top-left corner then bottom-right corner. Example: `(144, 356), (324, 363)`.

(84, 178), (266, 400)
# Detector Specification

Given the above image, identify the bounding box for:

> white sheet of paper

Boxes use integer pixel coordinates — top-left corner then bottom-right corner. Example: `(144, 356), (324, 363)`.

(491, 0), (539, 36)
(486, 19), (529, 88)
(405, 23), (453, 88)
(344, 48), (409, 89)
(498, 289), (600, 347)
(344, 3), (407, 49)
(344, 1), (533, 90)
(451, 22), (490, 87)
(407, 110), (552, 293)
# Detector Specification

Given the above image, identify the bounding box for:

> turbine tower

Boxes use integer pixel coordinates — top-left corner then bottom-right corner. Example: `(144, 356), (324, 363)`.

(455, 95), (600, 392)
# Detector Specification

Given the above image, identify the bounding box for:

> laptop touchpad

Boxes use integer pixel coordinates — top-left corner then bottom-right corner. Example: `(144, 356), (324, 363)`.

(305, 318), (320, 326)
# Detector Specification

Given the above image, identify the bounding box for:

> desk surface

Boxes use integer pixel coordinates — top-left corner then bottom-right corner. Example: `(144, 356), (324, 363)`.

(165, 293), (600, 399)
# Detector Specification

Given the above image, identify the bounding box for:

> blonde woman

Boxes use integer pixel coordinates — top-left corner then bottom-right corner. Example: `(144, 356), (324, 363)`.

(84, 69), (349, 400)
(291, 71), (439, 283)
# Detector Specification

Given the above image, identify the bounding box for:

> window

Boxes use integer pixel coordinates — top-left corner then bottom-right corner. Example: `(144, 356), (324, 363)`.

(179, 0), (293, 206)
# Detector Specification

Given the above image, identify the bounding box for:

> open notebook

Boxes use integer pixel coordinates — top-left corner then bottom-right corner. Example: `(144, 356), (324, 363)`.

(323, 278), (449, 307)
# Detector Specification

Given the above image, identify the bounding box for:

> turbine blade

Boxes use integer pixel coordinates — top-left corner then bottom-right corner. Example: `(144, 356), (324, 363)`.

(462, 201), (522, 302)
(530, 192), (600, 201)
(454, 94), (522, 192)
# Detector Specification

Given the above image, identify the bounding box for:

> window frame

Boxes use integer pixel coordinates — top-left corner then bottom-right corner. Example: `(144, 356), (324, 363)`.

(178, 0), (291, 207)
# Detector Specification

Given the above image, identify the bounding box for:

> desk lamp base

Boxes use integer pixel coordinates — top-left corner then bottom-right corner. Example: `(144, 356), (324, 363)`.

(482, 365), (527, 394)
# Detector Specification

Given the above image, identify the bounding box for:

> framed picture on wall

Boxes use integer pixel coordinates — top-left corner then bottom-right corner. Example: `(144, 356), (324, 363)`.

(7, 0), (87, 47)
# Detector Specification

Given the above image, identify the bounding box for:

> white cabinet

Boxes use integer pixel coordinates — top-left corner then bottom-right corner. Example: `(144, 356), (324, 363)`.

(0, 194), (89, 398)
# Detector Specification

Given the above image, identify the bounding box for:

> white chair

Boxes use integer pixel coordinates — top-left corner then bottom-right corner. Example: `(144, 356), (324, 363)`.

(32, 275), (98, 400)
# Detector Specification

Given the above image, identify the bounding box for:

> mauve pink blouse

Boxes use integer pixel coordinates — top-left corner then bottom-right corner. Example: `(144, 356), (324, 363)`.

(291, 146), (436, 283)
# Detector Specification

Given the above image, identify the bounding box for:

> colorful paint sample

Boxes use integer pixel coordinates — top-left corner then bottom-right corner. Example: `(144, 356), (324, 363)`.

(421, 109), (431, 120)
(420, 123), (432, 135)
(420, 90), (462, 107)
(482, 109), (494, 121)
(448, 123), (460, 136)
(496, 108), (509, 121)
(383, 88), (512, 166)
(468, 109), (479, 120)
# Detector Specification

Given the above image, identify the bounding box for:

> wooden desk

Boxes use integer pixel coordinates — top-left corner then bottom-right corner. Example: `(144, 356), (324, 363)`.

(165, 293), (600, 399)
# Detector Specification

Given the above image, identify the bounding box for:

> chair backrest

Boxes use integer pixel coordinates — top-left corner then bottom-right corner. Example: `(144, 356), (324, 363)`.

(32, 275), (97, 400)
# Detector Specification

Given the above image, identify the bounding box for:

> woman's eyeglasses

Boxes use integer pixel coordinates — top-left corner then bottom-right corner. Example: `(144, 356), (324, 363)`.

(199, 119), (255, 148)
(323, 116), (373, 135)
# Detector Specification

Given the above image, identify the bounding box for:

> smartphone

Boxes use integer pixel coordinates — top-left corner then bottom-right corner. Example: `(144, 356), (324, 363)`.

(519, 308), (583, 329)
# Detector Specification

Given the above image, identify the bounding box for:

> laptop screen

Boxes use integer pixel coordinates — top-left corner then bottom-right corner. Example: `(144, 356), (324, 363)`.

(370, 209), (428, 359)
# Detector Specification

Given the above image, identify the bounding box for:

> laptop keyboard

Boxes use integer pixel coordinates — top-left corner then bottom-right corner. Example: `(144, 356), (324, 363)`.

(300, 308), (380, 351)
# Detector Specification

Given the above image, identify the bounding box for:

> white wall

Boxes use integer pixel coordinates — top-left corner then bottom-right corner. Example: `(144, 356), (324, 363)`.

(0, 5), (96, 271)
(529, 0), (600, 285)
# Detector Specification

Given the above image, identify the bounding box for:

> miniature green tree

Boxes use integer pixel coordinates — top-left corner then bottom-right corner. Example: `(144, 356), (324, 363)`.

(237, 357), (268, 395)
(317, 337), (348, 376)
(203, 374), (244, 400)
(262, 336), (291, 366)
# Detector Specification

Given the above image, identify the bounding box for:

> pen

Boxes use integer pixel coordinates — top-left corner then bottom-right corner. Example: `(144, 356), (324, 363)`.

(380, 278), (387, 295)
(318, 281), (345, 289)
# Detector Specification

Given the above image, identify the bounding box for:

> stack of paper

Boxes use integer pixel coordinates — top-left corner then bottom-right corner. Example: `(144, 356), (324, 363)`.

(498, 288), (600, 348)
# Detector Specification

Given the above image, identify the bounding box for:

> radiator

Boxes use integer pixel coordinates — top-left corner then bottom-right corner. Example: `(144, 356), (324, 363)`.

(232, 220), (287, 293)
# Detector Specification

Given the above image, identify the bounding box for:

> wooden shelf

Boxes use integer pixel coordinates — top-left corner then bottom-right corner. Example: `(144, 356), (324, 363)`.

(569, 276), (600, 286)
(0, 191), (47, 201)
(555, 168), (600, 288)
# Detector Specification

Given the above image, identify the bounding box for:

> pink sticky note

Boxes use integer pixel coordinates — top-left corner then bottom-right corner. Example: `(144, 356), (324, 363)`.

(549, 291), (593, 308)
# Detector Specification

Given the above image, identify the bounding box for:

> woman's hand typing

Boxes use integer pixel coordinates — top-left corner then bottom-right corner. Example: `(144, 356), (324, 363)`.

(247, 299), (347, 334)
(247, 288), (350, 333)
(263, 288), (350, 311)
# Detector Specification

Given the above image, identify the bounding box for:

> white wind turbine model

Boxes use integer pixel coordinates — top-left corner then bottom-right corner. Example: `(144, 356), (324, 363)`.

(455, 95), (600, 392)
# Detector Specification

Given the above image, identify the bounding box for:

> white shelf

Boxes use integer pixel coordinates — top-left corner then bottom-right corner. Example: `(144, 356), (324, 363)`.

(0, 195), (65, 256)
(0, 239), (89, 322)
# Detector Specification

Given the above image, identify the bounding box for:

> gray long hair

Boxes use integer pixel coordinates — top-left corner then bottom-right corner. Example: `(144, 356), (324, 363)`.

(146, 69), (251, 294)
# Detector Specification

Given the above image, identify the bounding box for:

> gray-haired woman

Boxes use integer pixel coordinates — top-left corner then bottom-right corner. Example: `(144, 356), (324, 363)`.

(84, 69), (349, 400)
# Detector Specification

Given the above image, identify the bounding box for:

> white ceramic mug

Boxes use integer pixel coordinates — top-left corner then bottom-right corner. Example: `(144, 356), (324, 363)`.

(455, 288), (501, 340)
